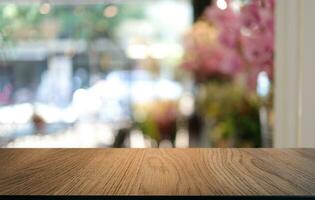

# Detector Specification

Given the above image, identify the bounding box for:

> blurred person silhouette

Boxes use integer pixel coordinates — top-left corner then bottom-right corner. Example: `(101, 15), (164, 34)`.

(31, 106), (46, 134)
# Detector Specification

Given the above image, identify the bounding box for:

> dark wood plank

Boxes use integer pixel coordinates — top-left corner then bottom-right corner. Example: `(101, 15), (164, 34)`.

(0, 148), (315, 195)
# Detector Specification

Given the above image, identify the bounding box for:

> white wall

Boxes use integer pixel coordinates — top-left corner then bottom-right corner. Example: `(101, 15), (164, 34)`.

(275, 0), (315, 147)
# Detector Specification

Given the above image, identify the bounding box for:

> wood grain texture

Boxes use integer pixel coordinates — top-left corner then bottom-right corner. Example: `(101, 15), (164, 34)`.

(0, 148), (315, 195)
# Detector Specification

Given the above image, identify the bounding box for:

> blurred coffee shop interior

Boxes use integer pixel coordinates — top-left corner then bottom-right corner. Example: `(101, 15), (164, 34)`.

(0, 0), (314, 148)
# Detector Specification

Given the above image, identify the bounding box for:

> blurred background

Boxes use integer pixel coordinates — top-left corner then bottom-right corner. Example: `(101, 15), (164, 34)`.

(0, 0), (275, 148)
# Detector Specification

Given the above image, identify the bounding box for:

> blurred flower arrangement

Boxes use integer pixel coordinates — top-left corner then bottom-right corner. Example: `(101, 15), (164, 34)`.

(133, 100), (178, 146)
(181, 0), (274, 147)
(196, 81), (262, 147)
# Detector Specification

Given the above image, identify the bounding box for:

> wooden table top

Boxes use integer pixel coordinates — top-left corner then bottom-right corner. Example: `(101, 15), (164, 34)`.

(0, 148), (315, 195)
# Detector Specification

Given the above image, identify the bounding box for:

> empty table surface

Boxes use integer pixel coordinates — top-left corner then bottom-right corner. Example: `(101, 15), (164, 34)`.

(0, 148), (315, 195)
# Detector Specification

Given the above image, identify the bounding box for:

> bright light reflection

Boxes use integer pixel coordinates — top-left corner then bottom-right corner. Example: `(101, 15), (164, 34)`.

(72, 89), (102, 117)
(0, 103), (33, 124)
(217, 0), (228, 10)
(126, 44), (148, 59)
(175, 128), (189, 148)
(148, 44), (168, 59)
(257, 71), (270, 97)
(3, 4), (18, 18)
(103, 5), (118, 18)
(39, 3), (51, 15)
(130, 129), (146, 148)
(156, 79), (182, 100)
(35, 103), (61, 123)
(231, 0), (242, 12)
(131, 81), (154, 103)
(6, 122), (115, 148)
(179, 93), (194, 116)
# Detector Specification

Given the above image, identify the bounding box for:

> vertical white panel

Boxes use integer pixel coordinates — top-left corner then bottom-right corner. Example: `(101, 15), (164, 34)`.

(275, 0), (315, 147)
(299, 0), (315, 147)
(274, 0), (301, 147)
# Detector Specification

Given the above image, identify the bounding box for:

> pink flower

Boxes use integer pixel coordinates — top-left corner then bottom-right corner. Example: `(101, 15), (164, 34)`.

(240, 0), (274, 82)
(218, 26), (240, 48)
(241, 32), (273, 67)
(247, 66), (261, 91)
(206, 1), (242, 48)
(240, 3), (261, 31)
(241, 0), (274, 36)
(220, 48), (244, 75)
(182, 0), (275, 85)
(202, 46), (244, 78)
(206, 1), (240, 29)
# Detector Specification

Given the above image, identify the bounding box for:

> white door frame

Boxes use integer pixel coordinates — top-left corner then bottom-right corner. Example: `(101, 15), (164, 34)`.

(274, 0), (315, 147)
